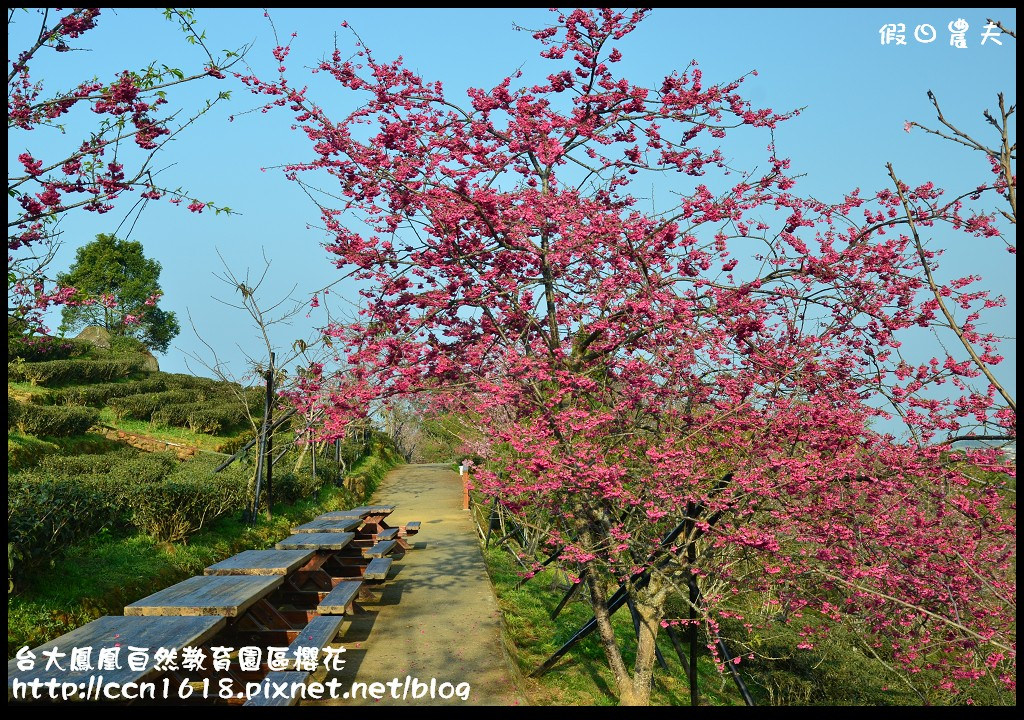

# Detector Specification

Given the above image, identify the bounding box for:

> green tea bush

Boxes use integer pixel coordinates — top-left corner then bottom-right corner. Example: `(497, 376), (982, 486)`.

(148, 400), (248, 434)
(108, 389), (199, 420)
(8, 395), (22, 429)
(16, 404), (99, 437)
(8, 357), (144, 386)
(7, 474), (120, 586)
(216, 428), (257, 456)
(49, 377), (168, 407)
(163, 373), (231, 393)
(186, 403), (248, 434)
(39, 450), (179, 484)
(124, 459), (250, 542)
(38, 448), (140, 477)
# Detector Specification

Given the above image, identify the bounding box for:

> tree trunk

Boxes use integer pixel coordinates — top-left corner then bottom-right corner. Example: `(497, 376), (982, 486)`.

(292, 436), (310, 473)
(629, 577), (667, 706)
(583, 563), (638, 704)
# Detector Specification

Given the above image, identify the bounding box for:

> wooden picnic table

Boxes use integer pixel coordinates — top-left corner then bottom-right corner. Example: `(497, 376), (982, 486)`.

(291, 517), (361, 534)
(275, 532), (355, 551)
(124, 575), (283, 617)
(204, 549), (315, 576)
(7, 615), (225, 701)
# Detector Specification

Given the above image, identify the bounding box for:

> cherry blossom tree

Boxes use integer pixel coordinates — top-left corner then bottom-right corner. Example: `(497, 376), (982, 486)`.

(890, 18), (1016, 450)
(244, 9), (1015, 704)
(7, 7), (246, 332)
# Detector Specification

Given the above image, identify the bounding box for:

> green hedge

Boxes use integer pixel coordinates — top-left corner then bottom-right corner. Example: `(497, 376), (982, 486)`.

(8, 474), (122, 586)
(274, 470), (320, 505)
(15, 403), (99, 437)
(38, 449), (139, 477)
(7, 336), (92, 362)
(162, 373), (235, 393)
(8, 395), (21, 429)
(38, 450), (179, 484)
(217, 429), (257, 455)
(244, 386), (267, 413)
(8, 455), (249, 583)
(49, 377), (169, 407)
(108, 389), (200, 421)
(149, 401), (249, 434)
(8, 357), (145, 386)
(186, 403), (248, 434)
(125, 459), (251, 542)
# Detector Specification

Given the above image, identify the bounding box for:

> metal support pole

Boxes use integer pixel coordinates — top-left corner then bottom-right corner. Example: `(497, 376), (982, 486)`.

(665, 625), (691, 677)
(264, 353), (274, 517)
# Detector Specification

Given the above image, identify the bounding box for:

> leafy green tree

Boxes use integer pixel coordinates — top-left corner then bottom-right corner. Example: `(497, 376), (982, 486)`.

(57, 233), (180, 353)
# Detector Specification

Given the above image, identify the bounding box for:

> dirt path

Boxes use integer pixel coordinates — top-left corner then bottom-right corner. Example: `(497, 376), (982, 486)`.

(313, 463), (524, 706)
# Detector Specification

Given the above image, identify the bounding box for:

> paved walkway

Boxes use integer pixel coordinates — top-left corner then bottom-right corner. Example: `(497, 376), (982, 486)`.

(314, 463), (524, 706)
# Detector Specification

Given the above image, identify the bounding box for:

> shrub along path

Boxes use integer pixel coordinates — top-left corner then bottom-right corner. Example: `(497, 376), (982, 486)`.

(315, 463), (524, 706)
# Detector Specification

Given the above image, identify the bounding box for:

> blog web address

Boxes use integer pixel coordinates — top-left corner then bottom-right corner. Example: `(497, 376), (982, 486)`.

(11, 675), (473, 703)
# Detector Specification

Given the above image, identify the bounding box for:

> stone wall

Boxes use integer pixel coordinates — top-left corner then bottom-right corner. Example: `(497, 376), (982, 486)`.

(97, 426), (198, 459)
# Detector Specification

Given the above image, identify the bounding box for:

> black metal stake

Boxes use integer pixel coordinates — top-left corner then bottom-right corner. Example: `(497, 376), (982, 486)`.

(715, 634), (754, 706)
(550, 573), (584, 620)
(514, 544), (565, 591)
(665, 625), (691, 677)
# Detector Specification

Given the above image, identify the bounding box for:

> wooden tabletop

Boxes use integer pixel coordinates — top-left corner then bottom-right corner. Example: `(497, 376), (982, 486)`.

(351, 505), (396, 515)
(8, 615), (225, 700)
(320, 509), (373, 519)
(275, 532), (355, 551)
(204, 549), (315, 576)
(124, 575), (283, 617)
(291, 517), (361, 534)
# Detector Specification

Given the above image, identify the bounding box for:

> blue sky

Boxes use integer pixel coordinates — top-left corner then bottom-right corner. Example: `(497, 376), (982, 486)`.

(8, 8), (1016, 402)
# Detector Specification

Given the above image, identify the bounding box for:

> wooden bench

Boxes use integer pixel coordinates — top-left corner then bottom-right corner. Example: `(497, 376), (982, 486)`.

(287, 615), (344, 657)
(363, 539), (397, 558)
(363, 557), (393, 581)
(375, 527), (400, 541)
(243, 671), (311, 707)
(317, 580), (363, 615)
(404, 521), (421, 535)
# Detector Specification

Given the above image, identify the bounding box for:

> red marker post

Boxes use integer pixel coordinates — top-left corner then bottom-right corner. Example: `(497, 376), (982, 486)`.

(459, 460), (470, 510)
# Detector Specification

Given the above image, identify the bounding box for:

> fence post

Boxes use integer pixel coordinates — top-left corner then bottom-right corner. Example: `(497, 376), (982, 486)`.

(460, 462), (470, 510)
